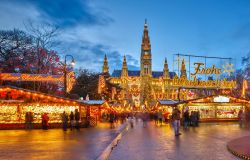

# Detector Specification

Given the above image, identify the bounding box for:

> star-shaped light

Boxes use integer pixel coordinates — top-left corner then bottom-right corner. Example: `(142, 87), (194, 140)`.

(222, 63), (234, 76)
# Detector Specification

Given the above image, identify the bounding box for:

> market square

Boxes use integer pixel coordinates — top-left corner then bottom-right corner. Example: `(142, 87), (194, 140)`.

(0, 0), (250, 160)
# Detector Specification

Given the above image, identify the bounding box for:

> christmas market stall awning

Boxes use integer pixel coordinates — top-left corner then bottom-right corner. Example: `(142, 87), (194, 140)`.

(77, 100), (105, 105)
(183, 95), (250, 104)
(0, 86), (84, 125)
(156, 100), (184, 108)
(0, 85), (80, 104)
(76, 100), (112, 110)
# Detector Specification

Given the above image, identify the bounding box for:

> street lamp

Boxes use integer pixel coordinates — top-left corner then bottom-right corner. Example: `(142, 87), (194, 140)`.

(64, 55), (75, 96)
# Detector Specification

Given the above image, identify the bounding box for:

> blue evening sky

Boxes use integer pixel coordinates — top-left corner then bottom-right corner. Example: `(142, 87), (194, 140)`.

(0, 0), (250, 73)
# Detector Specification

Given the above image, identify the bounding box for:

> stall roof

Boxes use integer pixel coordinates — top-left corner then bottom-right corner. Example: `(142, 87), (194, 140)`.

(77, 100), (105, 105)
(0, 85), (80, 104)
(159, 100), (183, 105)
(184, 95), (250, 103)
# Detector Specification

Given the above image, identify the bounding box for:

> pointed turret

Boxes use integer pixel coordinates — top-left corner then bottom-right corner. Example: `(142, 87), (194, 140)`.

(141, 19), (151, 51)
(180, 58), (187, 78)
(102, 54), (109, 73)
(163, 58), (170, 79)
(121, 55), (128, 77)
(140, 19), (152, 77)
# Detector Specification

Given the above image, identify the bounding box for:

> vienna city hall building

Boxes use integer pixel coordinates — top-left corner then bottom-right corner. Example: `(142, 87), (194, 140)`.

(98, 21), (236, 108)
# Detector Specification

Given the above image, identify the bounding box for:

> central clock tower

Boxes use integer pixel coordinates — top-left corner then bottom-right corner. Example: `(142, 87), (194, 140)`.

(140, 20), (152, 77)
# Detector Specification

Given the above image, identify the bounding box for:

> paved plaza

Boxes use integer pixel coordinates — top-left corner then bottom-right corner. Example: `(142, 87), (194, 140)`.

(0, 123), (123, 160)
(0, 122), (249, 160)
(110, 121), (250, 160)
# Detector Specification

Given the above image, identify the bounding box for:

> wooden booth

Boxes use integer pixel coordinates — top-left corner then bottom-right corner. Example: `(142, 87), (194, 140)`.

(179, 95), (250, 122)
(77, 100), (111, 126)
(0, 86), (83, 129)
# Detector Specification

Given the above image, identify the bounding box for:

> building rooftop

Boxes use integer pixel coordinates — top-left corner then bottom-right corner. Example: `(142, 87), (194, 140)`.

(111, 70), (176, 78)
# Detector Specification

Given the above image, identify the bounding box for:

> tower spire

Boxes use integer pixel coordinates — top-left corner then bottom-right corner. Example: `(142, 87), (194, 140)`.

(102, 54), (109, 73)
(121, 55), (128, 77)
(141, 19), (151, 51)
(180, 58), (187, 78)
(163, 58), (170, 78)
(140, 19), (152, 77)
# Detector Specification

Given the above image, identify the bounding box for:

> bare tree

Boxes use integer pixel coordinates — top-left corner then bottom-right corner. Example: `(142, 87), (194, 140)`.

(24, 21), (61, 91)
(0, 29), (33, 72)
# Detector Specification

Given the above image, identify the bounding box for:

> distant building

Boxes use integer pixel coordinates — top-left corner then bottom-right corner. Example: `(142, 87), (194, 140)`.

(98, 20), (236, 108)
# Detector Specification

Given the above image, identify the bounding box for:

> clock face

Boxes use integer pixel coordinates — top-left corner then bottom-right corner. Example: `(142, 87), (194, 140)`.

(145, 51), (149, 55)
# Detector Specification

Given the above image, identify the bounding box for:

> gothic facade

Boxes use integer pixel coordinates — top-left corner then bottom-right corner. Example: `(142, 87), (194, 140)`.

(98, 21), (189, 107)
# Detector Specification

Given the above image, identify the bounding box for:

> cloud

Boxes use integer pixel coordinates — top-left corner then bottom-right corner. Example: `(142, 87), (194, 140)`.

(0, 0), (139, 73)
(56, 39), (139, 73)
(18, 0), (113, 27)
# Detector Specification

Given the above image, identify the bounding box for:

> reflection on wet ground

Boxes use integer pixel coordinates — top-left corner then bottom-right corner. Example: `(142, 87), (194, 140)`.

(110, 122), (249, 160)
(0, 123), (121, 160)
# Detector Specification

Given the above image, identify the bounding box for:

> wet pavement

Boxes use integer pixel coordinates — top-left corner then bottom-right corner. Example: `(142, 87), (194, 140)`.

(0, 123), (122, 160)
(110, 121), (250, 160)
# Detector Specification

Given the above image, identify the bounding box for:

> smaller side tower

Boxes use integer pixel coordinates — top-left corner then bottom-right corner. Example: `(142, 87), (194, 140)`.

(102, 54), (109, 74)
(121, 55), (128, 77)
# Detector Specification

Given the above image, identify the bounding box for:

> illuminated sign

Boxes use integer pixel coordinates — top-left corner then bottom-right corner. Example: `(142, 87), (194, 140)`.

(214, 96), (230, 102)
(0, 72), (75, 93)
(191, 62), (234, 76)
(172, 76), (236, 89)
(0, 73), (63, 82)
(191, 63), (221, 76)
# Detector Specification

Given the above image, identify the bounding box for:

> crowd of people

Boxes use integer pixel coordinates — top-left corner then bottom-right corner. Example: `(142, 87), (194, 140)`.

(60, 109), (81, 131)
(106, 111), (150, 129)
(24, 107), (250, 137)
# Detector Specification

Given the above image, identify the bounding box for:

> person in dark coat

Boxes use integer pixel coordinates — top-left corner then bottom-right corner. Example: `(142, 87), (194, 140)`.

(109, 112), (115, 129)
(70, 111), (74, 130)
(25, 112), (30, 129)
(61, 111), (68, 131)
(183, 109), (190, 129)
(75, 109), (80, 130)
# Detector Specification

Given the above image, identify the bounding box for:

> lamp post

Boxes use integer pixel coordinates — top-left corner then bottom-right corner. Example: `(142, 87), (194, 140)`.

(64, 55), (75, 96)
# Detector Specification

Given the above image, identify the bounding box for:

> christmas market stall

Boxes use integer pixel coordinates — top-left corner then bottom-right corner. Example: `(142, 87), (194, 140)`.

(180, 95), (250, 122)
(155, 100), (184, 122)
(78, 100), (112, 126)
(0, 86), (82, 129)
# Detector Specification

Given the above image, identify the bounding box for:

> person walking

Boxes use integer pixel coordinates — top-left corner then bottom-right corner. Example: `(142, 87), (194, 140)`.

(183, 109), (190, 129)
(154, 112), (158, 125)
(61, 111), (68, 131)
(70, 111), (74, 130)
(196, 111), (200, 126)
(142, 112), (148, 127)
(190, 111), (195, 126)
(29, 112), (34, 129)
(109, 111), (115, 129)
(25, 112), (30, 129)
(158, 110), (163, 126)
(75, 109), (80, 130)
(172, 107), (181, 136)
(238, 109), (244, 127)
